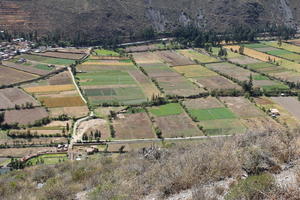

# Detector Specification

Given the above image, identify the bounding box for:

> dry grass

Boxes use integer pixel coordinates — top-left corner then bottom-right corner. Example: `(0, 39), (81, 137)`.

(225, 45), (281, 62)
(0, 131), (299, 200)
(39, 96), (86, 108)
(24, 84), (75, 93)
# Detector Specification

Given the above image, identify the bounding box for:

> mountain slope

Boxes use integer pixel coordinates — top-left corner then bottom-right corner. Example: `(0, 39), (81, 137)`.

(0, 0), (299, 39)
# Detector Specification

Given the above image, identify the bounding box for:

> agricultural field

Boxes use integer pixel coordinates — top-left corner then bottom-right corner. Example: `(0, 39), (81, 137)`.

(254, 97), (300, 128)
(288, 39), (300, 46)
(173, 65), (242, 91)
(178, 49), (219, 63)
(26, 153), (68, 166)
(2, 60), (55, 76)
(77, 119), (110, 141)
(0, 87), (39, 110)
(270, 97), (300, 121)
(133, 52), (206, 97)
(262, 41), (300, 54)
(154, 50), (195, 66)
(220, 97), (282, 132)
(225, 45), (281, 62)
(32, 51), (86, 60)
(0, 65), (38, 86)
(2, 107), (48, 125)
(16, 54), (75, 66)
(206, 62), (289, 94)
(0, 147), (57, 158)
(245, 43), (300, 62)
(113, 111), (155, 139)
(77, 55), (159, 105)
(183, 97), (246, 135)
(222, 47), (300, 84)
(22, 71), (88, 118)
(148, 103), (203, 138)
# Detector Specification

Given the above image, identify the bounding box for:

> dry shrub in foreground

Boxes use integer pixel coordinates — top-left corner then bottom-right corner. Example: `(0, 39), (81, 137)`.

(0, 130), (299, 200)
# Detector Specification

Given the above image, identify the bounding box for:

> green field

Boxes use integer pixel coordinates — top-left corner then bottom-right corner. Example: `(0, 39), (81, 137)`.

(263, 41), (300, 54)
(190, 107), (236, 121)
(261, 84), (290, 92)
(26, 154), (68, 166)
(245, 62), (276, 70)
(94, 49), (120, 56)
(252, 74), (270, 80)
(149, 103), (183, 117)
(78, 71), (136, 86)
(266, 49), (291, 55)
(244, 43), (269, 48)
(88, 87), (147, 105)
(34, 64), (52, 71)
(20, 54), (75, 65)
(200, 119), (246, 135)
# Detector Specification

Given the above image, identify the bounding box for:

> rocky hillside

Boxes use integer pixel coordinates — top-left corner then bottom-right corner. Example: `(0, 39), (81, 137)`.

(0, 0), (299, 39)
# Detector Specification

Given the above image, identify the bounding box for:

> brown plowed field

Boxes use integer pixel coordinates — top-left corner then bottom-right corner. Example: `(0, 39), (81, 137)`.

(113, 112), (155, 139)
(0, 65), (37, 86)
(3, 107), (48, 125)
(155, 113), (203, 138)
(0, 88), (39, 110)
(155, 51), (195, 66)
(32, 51), (85, 60)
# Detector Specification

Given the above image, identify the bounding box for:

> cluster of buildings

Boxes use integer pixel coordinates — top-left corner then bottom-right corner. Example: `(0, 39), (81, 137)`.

(0, 38), (33, 60)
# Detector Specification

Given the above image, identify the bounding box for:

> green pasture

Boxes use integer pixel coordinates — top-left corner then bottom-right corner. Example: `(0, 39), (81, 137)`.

(244, 43), (269, 49)
(189, 107), (236, 121)
(94, 49), (119, 56)
(199, 119), (246, 136)
(149, 103), (183, 117)
(26, 154), (68, 166)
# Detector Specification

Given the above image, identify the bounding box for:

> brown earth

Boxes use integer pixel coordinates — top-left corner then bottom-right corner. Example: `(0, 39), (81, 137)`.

(3, 107), (48, 125)
(220, 97), (264, 119)
(0, 65), (37, 86)
(183, 97), (224, 110)
(155, 113), (203, 138)
(113, 112), (155, 139)
(155, 51), (195, 66)
(32, 51), (86, 60)
(196, 76), (242, 90)
(0, 88), (39, 110)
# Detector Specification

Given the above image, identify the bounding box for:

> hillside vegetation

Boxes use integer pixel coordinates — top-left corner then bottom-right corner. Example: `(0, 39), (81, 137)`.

(0, 0), (299, 40)
(0, 130), (299, 200)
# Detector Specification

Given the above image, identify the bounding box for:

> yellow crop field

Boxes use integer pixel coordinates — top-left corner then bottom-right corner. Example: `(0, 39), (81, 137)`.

(173, 65), (217, 78)
(39, 96), (86, 108)
(25, 84), (75, 93)
(225, 45), (282, 62)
